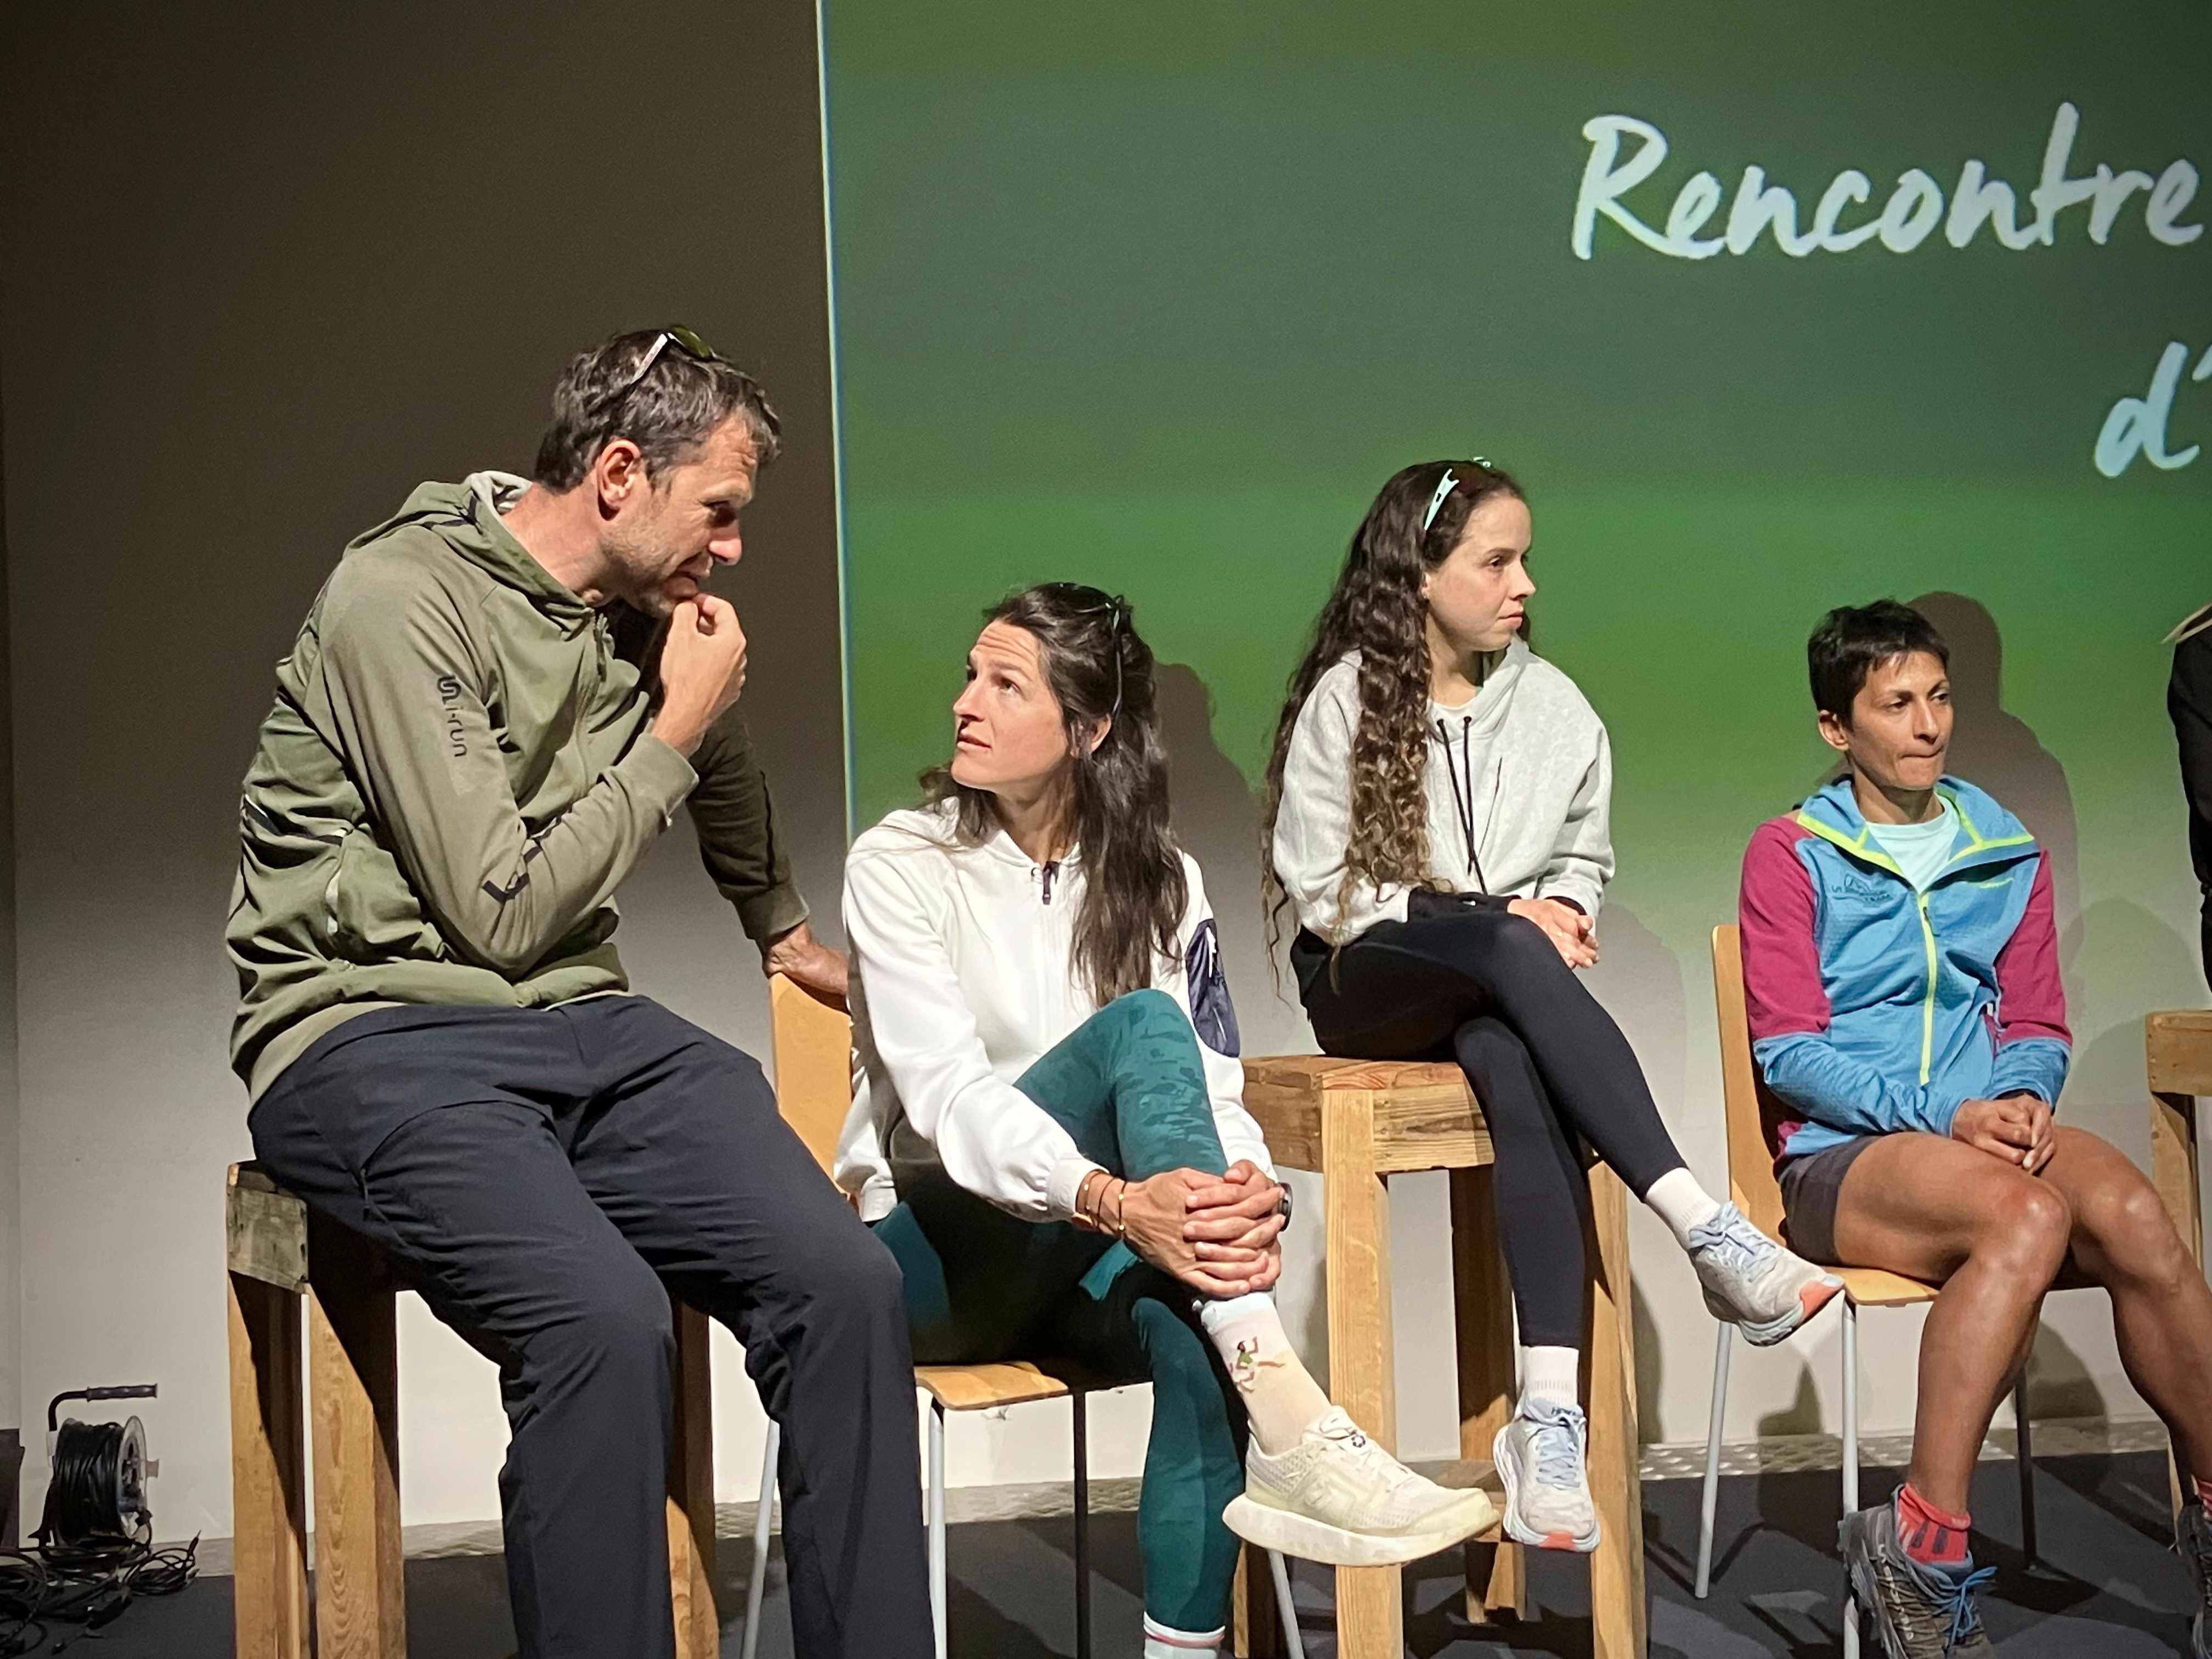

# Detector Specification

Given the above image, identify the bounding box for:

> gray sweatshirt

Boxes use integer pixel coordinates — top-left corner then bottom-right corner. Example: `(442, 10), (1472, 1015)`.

(1272, 640), (1614, 944)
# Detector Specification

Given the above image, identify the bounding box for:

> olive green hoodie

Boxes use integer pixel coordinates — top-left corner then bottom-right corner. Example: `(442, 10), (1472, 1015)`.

(228, 472), (806, 1098)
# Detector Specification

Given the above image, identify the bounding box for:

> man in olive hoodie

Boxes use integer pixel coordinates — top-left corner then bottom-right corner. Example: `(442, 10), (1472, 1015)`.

(229, 330), (929, 1659)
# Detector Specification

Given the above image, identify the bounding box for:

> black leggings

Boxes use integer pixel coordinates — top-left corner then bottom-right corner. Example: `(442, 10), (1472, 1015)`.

(1294, 897), (1686, 1348)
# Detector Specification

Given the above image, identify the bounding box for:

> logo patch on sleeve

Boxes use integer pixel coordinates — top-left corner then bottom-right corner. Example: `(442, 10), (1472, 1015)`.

(1184, 918), (1240, 1057)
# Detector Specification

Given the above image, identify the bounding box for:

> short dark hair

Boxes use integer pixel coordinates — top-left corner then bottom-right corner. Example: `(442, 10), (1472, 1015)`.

(532, 330), (781, 491)
(1808, 600), (1950, 720)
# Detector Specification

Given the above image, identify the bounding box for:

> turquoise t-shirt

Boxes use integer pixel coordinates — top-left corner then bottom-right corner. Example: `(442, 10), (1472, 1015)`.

(1867, 799), (1959, 893)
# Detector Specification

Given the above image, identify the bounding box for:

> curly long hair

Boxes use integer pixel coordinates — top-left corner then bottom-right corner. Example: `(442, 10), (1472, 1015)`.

(1260, 460), (1526, 947)
(922, 584), (1187, 1006)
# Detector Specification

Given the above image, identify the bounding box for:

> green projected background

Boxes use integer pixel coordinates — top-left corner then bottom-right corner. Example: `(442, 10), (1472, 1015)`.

(820, 1), (2212, 1073)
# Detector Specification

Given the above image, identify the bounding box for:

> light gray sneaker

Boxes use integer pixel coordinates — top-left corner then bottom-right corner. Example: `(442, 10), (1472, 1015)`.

(1839, 1502), (1994, 1658)
(1223, 1407), (1498, 1567)
(1492, 1400), (1600, 1553)
(1688, 1202), (1843, 1346)
(2183, 1501), (2212, 1659)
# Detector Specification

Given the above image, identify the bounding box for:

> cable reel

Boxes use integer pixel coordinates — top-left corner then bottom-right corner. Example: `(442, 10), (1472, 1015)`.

(36, 1386), (158, 1552)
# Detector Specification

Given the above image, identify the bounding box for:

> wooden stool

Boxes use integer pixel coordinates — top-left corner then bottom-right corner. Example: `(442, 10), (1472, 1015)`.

(2149, 1011), (2211, 1522)
(1240, 1057), (1646, 1659)
(224, 1163), (719, 1659)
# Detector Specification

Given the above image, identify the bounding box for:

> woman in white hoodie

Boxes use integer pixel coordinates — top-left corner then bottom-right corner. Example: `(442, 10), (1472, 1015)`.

(839, 584), (1495, 1659)
(1265, 461), (1839, 1554)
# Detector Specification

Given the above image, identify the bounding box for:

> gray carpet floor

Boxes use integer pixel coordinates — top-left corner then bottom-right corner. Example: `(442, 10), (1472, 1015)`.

(17, 1453), (2205, 1656)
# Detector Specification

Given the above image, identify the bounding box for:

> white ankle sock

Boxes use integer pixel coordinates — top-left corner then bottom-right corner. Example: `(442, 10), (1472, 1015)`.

(1519, 1345), (1581, 1414)
(1643, 1166), (1723, 1248)
(1197, 1293), (1332, 1454)
(1143, 1615), (1224, 1656)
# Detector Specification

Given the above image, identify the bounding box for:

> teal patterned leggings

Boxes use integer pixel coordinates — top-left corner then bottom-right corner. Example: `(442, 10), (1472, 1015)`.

(872, 989), (1248, 1633)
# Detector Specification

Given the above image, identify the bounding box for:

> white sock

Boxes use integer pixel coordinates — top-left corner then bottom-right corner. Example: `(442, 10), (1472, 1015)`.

(1143, 1615), (1225, 1656)
(1197, 1293), (1333, 1455)
(1519, 1345), (1581, 1415)
(1643, 1166), (1723, 1249)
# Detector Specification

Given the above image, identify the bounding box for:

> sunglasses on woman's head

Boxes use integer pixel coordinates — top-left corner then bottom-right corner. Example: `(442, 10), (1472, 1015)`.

(1034, 584), (1127, 719)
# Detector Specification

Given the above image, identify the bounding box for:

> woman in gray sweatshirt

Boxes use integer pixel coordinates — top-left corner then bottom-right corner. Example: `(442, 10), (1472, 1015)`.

(1265, 459), (1838, 1554)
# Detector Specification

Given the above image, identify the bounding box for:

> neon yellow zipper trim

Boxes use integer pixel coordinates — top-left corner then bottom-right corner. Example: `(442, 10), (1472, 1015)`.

(1793, 796), (2027, 1088)
(1936, 787), (2034, 873)
(1915, 890), (1938, 1084)
(1791, 813), (1905, 877)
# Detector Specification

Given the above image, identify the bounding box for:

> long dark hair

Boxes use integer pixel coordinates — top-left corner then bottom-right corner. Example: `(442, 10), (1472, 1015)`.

(923, 583), (1187, 1006)
(1260, 459), (1526, 945)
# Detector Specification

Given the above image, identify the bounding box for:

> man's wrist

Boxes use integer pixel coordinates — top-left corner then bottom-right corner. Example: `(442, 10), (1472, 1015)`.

(650, 712), (704, 759)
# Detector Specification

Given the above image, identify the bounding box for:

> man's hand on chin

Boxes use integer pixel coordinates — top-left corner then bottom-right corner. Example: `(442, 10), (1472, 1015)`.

(761, 921), (848, 1005)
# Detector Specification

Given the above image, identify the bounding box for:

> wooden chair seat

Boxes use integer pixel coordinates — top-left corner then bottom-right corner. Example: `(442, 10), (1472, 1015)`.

(913, 1362), (1076, 1412)
(1238, 1055), (1492, 1173)
(1831, 1266), (1938, 1308)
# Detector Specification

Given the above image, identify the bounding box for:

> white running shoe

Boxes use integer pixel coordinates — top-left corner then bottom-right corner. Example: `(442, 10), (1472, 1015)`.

(1493, 1400), (1600, 1553)
(1223, 1407), (1498, 1566)
(1688, 1203), (1843, 1346)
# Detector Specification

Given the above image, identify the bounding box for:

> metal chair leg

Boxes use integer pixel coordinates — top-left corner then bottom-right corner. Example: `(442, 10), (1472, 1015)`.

(740, 1419), (780, 1659)
(930, 1398), (948, 1659)
(2013, 1373), (2037, 1571)
(1842, 1298), (1860, 1659)
(1696, 1320), (1734, 1598)
(1073, 1392), (1092, 1659)
(1267, 1549), (1303, 1657)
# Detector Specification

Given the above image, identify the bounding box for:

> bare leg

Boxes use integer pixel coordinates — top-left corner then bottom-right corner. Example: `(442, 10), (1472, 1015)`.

(2038, 1126), (2212, 1480)
(1830, 1133), (2073, 1513)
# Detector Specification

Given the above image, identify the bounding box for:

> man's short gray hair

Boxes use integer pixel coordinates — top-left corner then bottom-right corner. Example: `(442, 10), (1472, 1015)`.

(532, 329), (781, 492)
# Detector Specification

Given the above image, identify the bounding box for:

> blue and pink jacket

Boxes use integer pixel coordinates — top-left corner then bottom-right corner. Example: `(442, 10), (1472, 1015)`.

(1738, 775), (2070, 1165)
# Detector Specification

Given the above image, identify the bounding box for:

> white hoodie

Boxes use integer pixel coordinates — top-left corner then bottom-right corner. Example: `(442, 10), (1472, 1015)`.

(838, 801), (1274, 1223)
(1272, 639), (1613, 944)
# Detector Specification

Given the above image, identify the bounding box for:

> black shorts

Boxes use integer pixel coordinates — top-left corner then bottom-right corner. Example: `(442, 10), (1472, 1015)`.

(1776, 1135), (1881, 1266)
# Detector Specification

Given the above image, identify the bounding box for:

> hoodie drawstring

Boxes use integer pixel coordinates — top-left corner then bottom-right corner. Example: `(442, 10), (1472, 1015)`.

(1435, 715), (1491, 893)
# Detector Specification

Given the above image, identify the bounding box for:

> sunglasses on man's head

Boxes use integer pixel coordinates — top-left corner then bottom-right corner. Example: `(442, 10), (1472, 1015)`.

(588, 326), (723, 413)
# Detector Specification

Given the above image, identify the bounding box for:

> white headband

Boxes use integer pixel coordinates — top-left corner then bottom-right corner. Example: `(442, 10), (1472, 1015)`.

(1421, 469), (1460, 535)
(1424, 462), (1495, 539)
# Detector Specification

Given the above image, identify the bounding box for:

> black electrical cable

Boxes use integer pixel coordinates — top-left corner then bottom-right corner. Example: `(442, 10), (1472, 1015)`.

(0, 1419), (197, 1655)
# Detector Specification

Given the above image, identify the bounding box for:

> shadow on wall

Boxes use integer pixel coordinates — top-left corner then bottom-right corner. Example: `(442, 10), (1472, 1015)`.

(1154, 663), (1308, 1053)
(2058, 898), (2205, 1161)
(1154, 662), (1332, 1368)
(1910, 591), (2081, 937)
(1581, 905), (1688, 1121)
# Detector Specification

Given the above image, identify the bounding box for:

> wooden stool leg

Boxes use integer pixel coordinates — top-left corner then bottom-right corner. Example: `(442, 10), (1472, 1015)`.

(2153, 1081), (2203, 1521)
(1321, 1088), (1401, 1659)
(1231, 1541), (1280, 1657)
(307, 1218), (404, 1659)
(667, 1296), (720, 1659)
(229, 1272), (311, 1659)
(1448, 1166), (1526, 1623)
(1583, 1165), (1647, 1659)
